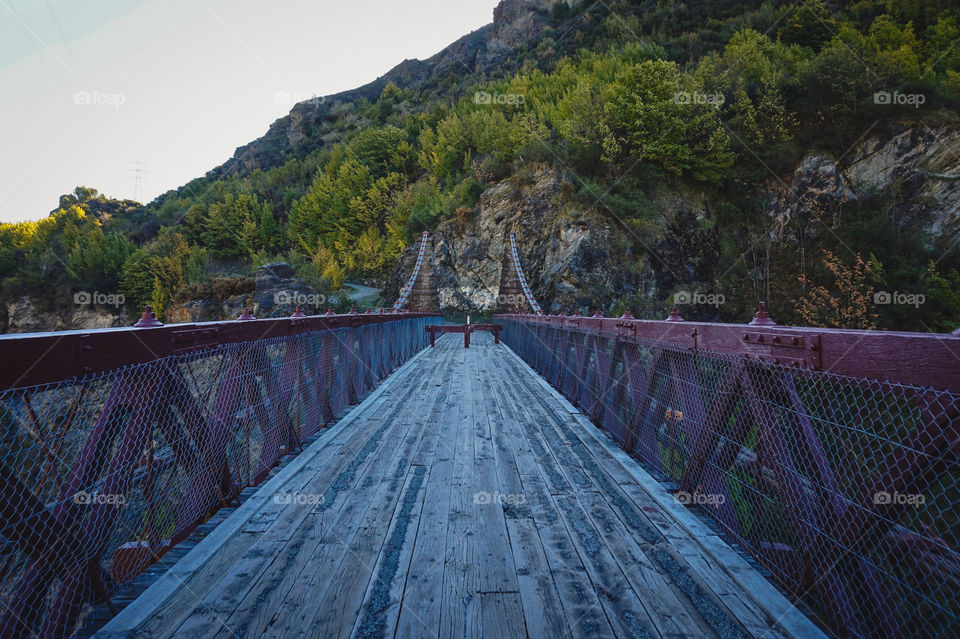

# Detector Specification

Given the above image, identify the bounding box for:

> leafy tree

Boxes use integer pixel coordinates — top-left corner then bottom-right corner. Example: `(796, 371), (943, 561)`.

(796, 250), (878, 329)
(777, 0), (836, 49)
(347, 126), (411, 178)
(604, 60), (734, 183)
(119, 231), (191, 311)
(201, 193), (262, 259)
(66, 228), (137, 292)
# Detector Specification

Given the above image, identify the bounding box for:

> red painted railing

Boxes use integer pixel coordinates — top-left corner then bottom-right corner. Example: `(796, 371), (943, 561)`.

(0, 310), (439, 638)
(497, 310), (960, 639)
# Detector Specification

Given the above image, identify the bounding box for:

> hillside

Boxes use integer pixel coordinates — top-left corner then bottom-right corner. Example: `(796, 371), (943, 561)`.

(2, 0), (960, 333)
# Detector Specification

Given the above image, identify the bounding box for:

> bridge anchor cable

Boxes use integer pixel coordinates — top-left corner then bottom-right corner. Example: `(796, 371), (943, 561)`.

(509, 232), (542, 315)
(392, 231), (429, 312)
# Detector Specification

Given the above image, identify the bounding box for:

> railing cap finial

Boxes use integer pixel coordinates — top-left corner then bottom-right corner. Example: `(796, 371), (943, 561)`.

(665, 306), (685, 322)
(133, 305), (164, 328)
(748, 301), (777, 327)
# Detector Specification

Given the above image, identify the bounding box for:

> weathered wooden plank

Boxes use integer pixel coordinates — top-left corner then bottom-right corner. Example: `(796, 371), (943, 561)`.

(168, 360), (440, 638)
(438, 344), (482, 638)
(258, 347), (455, 639)
(576, 490), (721, 638)
(514, 469), (614, 638)
(504, 344), (828, 639)
(468, 346), (522, 596)
(477, 592), (527, 639)
(504, 517), (570, 639)
(392, 346), (464, 638)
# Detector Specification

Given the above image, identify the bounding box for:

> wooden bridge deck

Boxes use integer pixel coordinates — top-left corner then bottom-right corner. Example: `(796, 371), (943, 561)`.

(98, 333), (824, 639)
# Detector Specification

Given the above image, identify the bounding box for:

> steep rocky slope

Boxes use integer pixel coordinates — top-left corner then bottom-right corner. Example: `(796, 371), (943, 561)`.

(389, 124), (960, 315)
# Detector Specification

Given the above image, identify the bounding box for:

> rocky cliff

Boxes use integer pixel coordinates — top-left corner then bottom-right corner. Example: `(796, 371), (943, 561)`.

(5, 298), (128, 333)
(388, 164), (642, 314)
(767, 123), (960, 250)
(388, 124), (960, 316)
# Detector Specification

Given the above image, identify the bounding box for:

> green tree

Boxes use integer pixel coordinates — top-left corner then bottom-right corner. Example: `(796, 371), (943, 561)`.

(201, 193), (261, 259)
(66, 227), (137, 292)
(604, 60), (734, 183)
(777, 0), (836, 49)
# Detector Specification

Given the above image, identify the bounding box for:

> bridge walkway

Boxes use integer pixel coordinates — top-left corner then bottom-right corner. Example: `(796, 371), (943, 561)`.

(97, 333), (823, 639)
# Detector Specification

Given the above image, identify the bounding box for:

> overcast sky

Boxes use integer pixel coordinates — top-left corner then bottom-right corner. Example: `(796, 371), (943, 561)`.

(0, 0), (500, 223)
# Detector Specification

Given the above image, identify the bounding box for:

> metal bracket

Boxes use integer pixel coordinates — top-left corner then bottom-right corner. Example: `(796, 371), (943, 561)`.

(741, 331), (821, 370)
(79, 335), (94, 374)
(171, 327), (223, 354)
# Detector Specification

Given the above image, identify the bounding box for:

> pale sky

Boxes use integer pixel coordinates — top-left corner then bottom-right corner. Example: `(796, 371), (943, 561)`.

(0, 0), (501, 223)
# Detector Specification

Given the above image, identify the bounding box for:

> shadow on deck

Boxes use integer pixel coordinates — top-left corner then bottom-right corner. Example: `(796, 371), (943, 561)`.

(96, 333), (824, 639)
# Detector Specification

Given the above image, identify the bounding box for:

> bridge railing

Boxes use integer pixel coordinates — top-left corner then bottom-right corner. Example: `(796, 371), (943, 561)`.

(497, 311), (960, 639)
(0, 310), (439, 639)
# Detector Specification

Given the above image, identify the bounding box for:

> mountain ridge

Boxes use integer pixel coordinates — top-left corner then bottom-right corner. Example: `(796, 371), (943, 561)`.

(211, 0), (560, 179)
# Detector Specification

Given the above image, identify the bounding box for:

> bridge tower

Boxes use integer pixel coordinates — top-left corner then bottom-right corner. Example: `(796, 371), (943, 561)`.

(392, 231), (440, 313)
(496, 232), (543, 314)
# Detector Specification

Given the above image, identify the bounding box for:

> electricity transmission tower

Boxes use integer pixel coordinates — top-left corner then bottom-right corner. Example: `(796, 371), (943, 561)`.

(130, 160), (149, 201)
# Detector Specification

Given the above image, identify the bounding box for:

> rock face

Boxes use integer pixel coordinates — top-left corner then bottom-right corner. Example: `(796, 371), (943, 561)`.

(845, 125), (960, 245)
(388, 165), (641, 314)
(166, 263), (323, 323)
(252, 262), (321, 317)
(5, 297), (126, 333)
(165, 296), (251, 324)
(763, 124), (960, 249)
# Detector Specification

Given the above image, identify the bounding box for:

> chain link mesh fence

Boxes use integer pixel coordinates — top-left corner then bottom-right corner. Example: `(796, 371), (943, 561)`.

(501, 317), (960, 639)
(0, 316), (435, 638)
